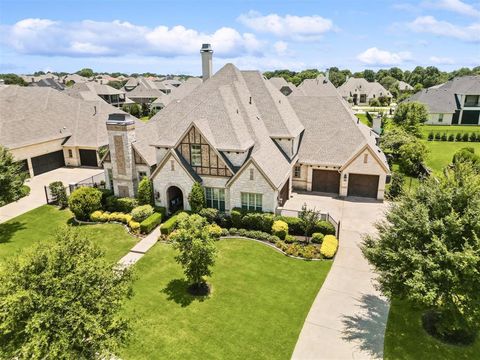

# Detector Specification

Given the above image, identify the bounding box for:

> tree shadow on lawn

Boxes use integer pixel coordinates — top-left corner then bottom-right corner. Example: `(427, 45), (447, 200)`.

(162, 279), (208, 307)
(341, 294), (390, 360)
(0, 221), (26, 244)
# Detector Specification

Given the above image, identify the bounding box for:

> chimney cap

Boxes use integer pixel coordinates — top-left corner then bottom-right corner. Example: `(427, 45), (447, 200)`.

(106, 113), (135, 126)
(200, 43), (213, 53)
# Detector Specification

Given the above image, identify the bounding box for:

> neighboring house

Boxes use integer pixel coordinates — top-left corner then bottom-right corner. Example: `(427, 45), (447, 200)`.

(168, 77), (202, 102)
(64, 82), (127, 107)
(62, 74), (89, 84)
(337, 77), (392, 105)
(292, 76), (341, 98)
(269, 77), (296, 96)
(398, 80), (414, 92)
(94, 74), (116, 85)
(0, 86), (134, 177)
(21, 72), (59, 84)
(405, 75), (480, 125)
(122, 77), (166, 106)
(103, 45), (389, 213)
(31, 78), (65, 91)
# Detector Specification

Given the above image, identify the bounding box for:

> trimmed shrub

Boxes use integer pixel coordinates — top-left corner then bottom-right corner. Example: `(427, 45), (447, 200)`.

(160, 214), (179, 235)
(320, 235), (339, 259)
(199, 208), (219, 223)
(242, 212), (274, 232)
(286, 244), (300, 257)
(302, 246), (315, 260)
(206, 224), (222, 238)
(221, 228), (229, 237)
(274, 216), (304, 235)
(237, 229), (247, 237)
(448, 134), (455, 142)
(98, 188), (114, 207)
(188, 182), (205, 213)
(117, 197), (138, 213)
(216, 212), (232, 229)
(441, 133), (447, 141)
(109, 212), (128, 223)
(140, 212), (162, 234)
(49, 181), (68, 208)
(314, 220), (336, 236)
(272, 220), (288, 240)
(268, 235), (280, 243)
(131, 204), (154, 222)
(90, 210), (104, 222)
(100, 211), (110, 222)
(137, 177), (153, 205)
(470, 133), (477, 142)
(311, 232), (324, 244)
(456, 133), (462, 142)
(462, 132), (470, 142)
(284, 234), (296, 243)
(128, 221), (140, 233)
(153, 206), (167, 219)
(228, 227), (239, 236)
(68, 187), (102, 221)
(434, 133), (441, 140)
(427, 132), (434, 141)
(275, 240), (288, 252)
(231, 209), (242, 228)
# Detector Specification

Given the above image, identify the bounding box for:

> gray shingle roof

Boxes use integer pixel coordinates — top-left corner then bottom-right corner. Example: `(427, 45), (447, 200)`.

(0, 86), (132, 150)
(337, 77), (392, 98)
(437, 75), (480, 95)
(289, 95), (387, 167)
(405, 88), (457, 113)
(293, 76), (341, 97)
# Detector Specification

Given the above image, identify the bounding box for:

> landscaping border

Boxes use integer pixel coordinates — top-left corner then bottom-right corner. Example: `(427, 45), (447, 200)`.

(72, 217), (143, 239)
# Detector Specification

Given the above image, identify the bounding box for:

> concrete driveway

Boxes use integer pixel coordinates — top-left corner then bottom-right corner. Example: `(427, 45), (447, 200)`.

(286, 193), (390, 360)
(0, 167), (104, 224)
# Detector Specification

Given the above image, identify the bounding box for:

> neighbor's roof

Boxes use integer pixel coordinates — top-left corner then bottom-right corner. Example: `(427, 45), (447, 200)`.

(0, 86), (133, 150)
(337, 77), (392, 98)
(64, 82), (124, 103)
(289, 94), (387, 168)
(398, 80), (413, 91)
(122, 77), (165, 99)
(437, 75), (480, 95)
(134, 64), (297, 187)
(62, 74), (89, 83)
(404, 88), (457, 113)
(292, 76), (341, 97)
(168, 77), (202, 102)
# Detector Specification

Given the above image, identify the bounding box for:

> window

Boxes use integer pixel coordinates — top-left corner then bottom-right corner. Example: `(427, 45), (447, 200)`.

(249, 168), (254, 180)
(107, 169), (114, 190)
(363, 154), (368, 163)
(464, 95), (479, 107)
(294, 165), (301, 178)
(438, 113), (444, 122)
(138, 171), (147, 181)
(68, 149), (73, 158)
(191, 144), (201, 166)
(205, 187), (225, 211)
(241, 192), (262, 211)
(170, 160), (175, 171)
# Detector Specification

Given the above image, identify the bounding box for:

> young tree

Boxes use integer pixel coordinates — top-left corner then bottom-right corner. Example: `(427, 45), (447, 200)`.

(299, 203), (320, 242)
(393, 102), (429, 137)
(137, 176), (153, 205)
(398, 141), (429, 176)
(188, 182), (206, 213)
(0, 226), (133, 359)
(0, 145), (27, 206)
(362, 162), (480, 343)
(170, 214), (217, 295)
(48, 181), (68, 208)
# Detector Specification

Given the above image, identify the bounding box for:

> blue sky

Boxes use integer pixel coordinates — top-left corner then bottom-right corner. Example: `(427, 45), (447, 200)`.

(0, 0), (478, 75)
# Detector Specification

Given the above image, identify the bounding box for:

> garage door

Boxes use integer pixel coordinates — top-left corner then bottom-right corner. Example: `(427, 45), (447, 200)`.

(31, 150), (65, 176)
(79, 149), (98, 167)
(348, 174), (379, 198)
(312, 170), (340, 194)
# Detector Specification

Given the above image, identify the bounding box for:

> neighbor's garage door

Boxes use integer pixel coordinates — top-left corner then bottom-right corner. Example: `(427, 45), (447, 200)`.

(31, 150), (65, 176)
(79, 149), (98, 167)
(347, 174), (379, 198)
(312, 170), (340, 194)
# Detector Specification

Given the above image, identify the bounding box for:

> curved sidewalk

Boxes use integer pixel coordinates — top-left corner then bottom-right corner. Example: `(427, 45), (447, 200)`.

(290, 197), (389, 360)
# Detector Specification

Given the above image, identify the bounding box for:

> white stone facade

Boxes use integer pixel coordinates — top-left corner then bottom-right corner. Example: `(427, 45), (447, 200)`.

(425, 113), (453, 125)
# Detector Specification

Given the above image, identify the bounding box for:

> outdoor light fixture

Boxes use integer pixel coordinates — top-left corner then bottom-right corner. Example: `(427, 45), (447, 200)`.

(155, 191), (160, 200)
(343, 174), (348, 182)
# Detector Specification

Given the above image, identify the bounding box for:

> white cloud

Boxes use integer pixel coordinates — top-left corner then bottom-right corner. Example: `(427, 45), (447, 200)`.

(429, 56), (455, 64)
(0, 18), (264, 58)
(238, 11), (334, 40)
(273, 41), (289, 55)
(356, 47), (412, 65)
(424, 0), (480, 17)
(407, 16), (480, 41)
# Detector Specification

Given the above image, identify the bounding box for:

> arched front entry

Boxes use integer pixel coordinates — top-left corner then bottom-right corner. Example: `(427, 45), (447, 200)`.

(167, 186), (184, 214)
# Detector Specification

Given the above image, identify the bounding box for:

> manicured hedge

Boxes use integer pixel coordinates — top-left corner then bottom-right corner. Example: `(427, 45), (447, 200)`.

(311, 232), (324, 244)
(320, 235), (339, 259)
(105, 196), (138, 213)
(314, 220), (336, 236)
(274, 216), (304, 235)
(160, 214), (180, 235)
(154, 206), (167, 219)
(428, 132), (480, 142)
(131, 204), (154, 222)
(140, 212), (162, 234)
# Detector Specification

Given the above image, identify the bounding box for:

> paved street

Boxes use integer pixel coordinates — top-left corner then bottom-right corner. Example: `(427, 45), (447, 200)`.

(285, 193), (390, 360)
(0, 167), (104, 223)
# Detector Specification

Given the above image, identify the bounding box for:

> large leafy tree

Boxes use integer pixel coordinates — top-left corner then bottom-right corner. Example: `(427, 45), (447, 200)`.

(362, 162), (480, 341)
(171, 214), (217, 294)
(0, 145), (27, 206)
(393, 101), (428, 137)
(76, 68), (94, 78)
(0, 227), (133, 359)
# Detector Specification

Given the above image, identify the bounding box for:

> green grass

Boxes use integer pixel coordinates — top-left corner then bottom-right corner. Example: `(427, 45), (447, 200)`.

(356, 113), (372, 127)
(120, 240), (332, 359)
(0, 205), (137, 264)
(421, 125), (480, 138)
(384, 299), (480, 360)
(139, 116), (149, 122)
(423, 141), (480, 175)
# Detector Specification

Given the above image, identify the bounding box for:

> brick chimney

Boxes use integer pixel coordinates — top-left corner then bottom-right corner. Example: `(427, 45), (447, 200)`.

(200, 43), (213, 81)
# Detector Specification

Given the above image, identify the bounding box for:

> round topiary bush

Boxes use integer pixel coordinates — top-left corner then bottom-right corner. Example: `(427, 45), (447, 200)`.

(311, 232), (324, 244)
(130, 204), (154, 222)
(272, 220), (288, 240)
(68, 187), (102, 221)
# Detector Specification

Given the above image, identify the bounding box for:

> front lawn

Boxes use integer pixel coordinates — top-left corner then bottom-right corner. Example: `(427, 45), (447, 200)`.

(355, 113), (371, 126)
(0, 205), (137, 264)
(120, 240), (332, 359)
(384, 299), (480, 360)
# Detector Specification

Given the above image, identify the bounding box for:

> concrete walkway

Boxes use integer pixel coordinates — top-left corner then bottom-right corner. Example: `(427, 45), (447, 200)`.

(286, 194), (390, 360)
(118, 227), (160, 268)
(0, 167), (104, 224)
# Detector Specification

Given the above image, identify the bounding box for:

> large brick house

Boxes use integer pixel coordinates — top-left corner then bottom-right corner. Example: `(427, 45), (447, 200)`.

(103, 45), (389, 214)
